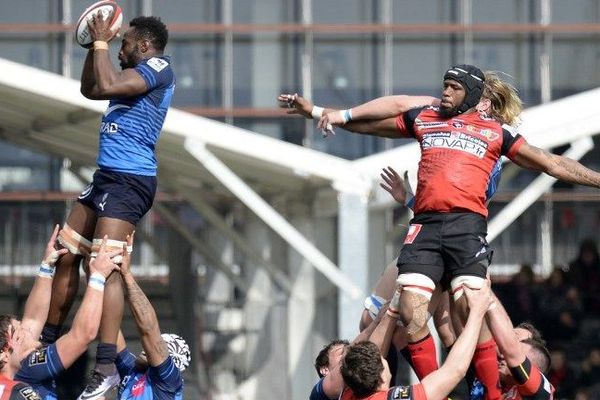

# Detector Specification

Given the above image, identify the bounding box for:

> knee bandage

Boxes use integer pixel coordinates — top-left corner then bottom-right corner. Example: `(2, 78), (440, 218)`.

(450, 275), (485, 301)
(396, 273), (436, 300)
(91, 238), (132, 264)
(57, 224), (92, 255)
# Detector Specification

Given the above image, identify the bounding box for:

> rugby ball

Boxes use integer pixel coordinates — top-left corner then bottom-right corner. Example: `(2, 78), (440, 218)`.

(75, 1), (123, 48)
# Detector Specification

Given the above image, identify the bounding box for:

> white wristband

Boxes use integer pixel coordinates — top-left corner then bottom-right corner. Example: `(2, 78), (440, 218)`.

(311, 106), (324, 120)
(339, 109), (353, 124)
(88, 272), (106, 291)
(37, 263), (55, 279)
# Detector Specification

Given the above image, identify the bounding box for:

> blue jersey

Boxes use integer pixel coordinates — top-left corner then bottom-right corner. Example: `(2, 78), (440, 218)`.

(97, 56), (175, 176)
(14, 344), (64, 400)
(309, 378), (331, 400)
(116, 349), (183, 400)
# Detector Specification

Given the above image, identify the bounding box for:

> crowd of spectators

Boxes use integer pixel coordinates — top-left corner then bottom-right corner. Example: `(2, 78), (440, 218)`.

(495, 239), (600, 400)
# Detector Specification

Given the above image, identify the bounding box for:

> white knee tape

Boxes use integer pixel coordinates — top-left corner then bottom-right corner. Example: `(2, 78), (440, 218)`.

(91, 238), (131, 264)
(364, 294), (385, 320)
(450, 275), (486, 301)
(57, 223), (92, 255)
(396, 273), (436, 300)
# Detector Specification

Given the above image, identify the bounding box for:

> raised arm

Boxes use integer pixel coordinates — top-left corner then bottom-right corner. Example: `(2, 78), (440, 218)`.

(120, 234), (170, 367)
(55, 236), (121, 368)
(419, 285), (492, 400)
(368, 285), (402, 358)
(512, 142), (600, 188)
(20, 225), (68, 340)
(81, 12), (147, 99)
(277, 93), (421, 138)
(485, 288), (525, 367)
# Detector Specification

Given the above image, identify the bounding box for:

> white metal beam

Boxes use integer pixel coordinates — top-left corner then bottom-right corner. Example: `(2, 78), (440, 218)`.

(487, 137), (594, 242)
(184, 139), (364, 299)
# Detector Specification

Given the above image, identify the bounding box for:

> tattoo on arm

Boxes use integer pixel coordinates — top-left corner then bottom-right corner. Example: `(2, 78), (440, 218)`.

(124, 276), (169, 360)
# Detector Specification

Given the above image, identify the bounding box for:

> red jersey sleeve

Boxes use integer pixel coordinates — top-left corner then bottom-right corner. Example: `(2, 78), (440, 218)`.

(501, 127), (526, 159)
(395, 107), (424, 138)
(386, 384), (426, 400)
(509, 357), (554, 399)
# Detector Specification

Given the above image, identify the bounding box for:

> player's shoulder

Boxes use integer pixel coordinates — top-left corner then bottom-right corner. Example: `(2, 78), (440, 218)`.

(9, 383), (42, 400)
(139, 56), (172, 73)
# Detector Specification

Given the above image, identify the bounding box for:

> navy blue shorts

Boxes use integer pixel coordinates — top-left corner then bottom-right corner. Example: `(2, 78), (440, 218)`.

(77, 169), (157, 225)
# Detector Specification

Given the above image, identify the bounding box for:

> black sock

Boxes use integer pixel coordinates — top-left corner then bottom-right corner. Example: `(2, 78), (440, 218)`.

(96, 343), (117, 365)
(41, 323), (61, 345)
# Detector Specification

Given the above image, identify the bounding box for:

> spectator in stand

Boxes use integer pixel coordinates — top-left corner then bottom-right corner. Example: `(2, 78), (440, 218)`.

(578, 346), (600, 390)
(547, 347), (576, 400)
(499, 264), (538, 325)
(536, 268), (582, 347)
(568, 239), (600, 316)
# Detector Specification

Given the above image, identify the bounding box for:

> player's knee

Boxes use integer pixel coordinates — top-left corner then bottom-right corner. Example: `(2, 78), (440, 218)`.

(450, 275), (486, 301)
(396, 273), (435, 331)
(91, 237), (132, 264)
(58, 223), (92, 256)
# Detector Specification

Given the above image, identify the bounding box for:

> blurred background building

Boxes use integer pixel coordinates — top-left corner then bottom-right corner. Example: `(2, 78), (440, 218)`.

(0, 1), (600, 399)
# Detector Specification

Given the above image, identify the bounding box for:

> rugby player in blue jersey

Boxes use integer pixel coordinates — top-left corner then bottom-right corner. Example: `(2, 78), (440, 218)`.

(1, 226), (120, 400)
(40, 10), (176, 400)
(108, 234), (190, 400)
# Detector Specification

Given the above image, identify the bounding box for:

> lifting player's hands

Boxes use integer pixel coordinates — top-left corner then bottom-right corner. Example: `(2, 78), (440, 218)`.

(89, 235), (122, 279)
(119, 232), (135, 278)
(463, 279), (494, 318)
(380, 166), (407, 205)
(42, 224), (69, 267)
(87, 9), (116, 43)
(277, 93), (313, 119)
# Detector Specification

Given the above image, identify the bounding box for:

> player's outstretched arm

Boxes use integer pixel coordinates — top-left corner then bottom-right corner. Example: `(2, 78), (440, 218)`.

(120, 234), (170, 367)
(485, 285), (526, 368)
(55, 236), (121, 368)
(368, 285), (402, 358)
(513, 142), (600, 188)
(419, 285), (492, 400)
(81, 12), (148, 100)
(21, 225), (68, 340)
(278, 93), (422, 138)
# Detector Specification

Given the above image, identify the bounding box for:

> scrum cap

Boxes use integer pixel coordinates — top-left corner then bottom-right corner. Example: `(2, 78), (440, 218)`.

(443, 64), (485, 114)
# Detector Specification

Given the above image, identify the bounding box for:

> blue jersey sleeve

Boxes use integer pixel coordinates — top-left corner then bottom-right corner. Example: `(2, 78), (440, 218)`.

(135, 57), (174, 91)
(147, 357), (183, 395)
(15, 344), (64, 383)
(115, 348), (137, 378)
(309, 378), (331, 400)
(485, 159), (503, 202)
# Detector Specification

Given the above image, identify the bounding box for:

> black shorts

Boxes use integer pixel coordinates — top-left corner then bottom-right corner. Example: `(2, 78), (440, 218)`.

(396, 212), (493, 285)
(77, 169), (157, 225)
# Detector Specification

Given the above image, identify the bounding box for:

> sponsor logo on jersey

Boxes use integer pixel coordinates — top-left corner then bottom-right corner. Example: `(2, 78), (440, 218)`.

(466, 125), (500, 141)
(422, 131), (488, 158)
(29, 348), (48, 366)
(19, 387), (41, 400)
(100, 122), (119, 134)
(147, 57), (169, 72)
(131, 375), (147, 397)
(103, 104), (131, 117)
(415, 121), (449, 130)
(452, 120), (464, 128)
(391, 386), (411, 399)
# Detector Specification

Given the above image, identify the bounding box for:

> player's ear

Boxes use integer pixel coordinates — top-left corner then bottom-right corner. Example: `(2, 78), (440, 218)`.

(140, 39), (151, 53)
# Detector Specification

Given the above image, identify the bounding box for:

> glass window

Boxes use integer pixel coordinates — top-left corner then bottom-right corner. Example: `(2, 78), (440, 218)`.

(0, 0), (52, 23)
(169, 39), (223, 107)
(392, 39), (449, 96)
(0, 40), (52, 70)
(392, 0), (451, 24)
(552, 0), (600, 23)
(552, 39), (600, 98)
(313, 0), (376, 24)
(472, 0), (534, 23)
(232, 0), (298, 23)
(152, 0), (220, 23)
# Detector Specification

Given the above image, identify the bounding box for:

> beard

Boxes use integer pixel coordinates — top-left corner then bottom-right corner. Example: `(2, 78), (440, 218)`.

(120, 46), (141, 70)
(438, 104), (460, 119)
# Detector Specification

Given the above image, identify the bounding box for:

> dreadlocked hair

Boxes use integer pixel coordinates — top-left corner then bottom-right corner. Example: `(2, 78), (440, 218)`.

(483, 71), (523, 126)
